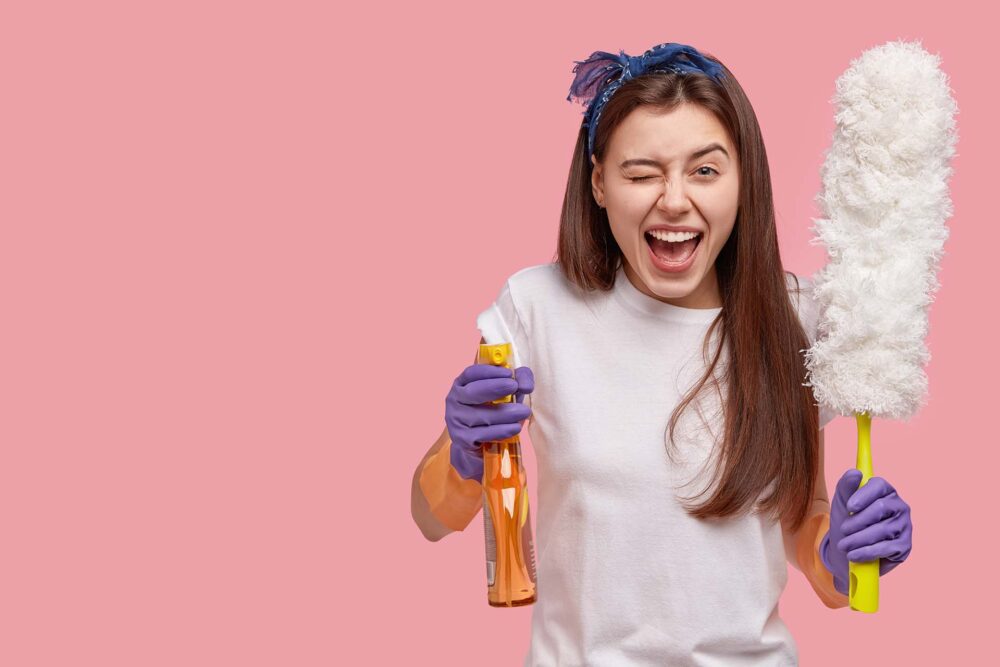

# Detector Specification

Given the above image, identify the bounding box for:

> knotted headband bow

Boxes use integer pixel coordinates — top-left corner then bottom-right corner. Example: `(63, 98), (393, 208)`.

(566, 42), (727, 162)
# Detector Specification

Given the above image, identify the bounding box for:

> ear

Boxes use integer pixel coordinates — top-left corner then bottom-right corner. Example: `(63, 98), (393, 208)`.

(590, 154), (605, 208)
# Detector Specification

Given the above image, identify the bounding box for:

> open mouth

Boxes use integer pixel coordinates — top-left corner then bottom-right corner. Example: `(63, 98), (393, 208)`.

(644, 231), (703, 265)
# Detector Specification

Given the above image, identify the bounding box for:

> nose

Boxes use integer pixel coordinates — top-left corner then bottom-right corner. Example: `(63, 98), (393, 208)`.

(655, 179), (692, 216)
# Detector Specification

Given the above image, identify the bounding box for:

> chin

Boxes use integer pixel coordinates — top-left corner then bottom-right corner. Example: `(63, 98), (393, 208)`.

(645, 273), (700, 296)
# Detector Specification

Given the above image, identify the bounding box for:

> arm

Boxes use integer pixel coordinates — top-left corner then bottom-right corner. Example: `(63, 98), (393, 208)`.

(411, 425), (483, 541)
(410, 337), (488, 541)
(782, 428), (850, 609)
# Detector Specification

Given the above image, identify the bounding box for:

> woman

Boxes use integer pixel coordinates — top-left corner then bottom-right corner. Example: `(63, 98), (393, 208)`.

(411, 42), (913, 666)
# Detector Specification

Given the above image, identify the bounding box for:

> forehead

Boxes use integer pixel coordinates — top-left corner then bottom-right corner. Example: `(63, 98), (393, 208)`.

(609, 104), (732, 161)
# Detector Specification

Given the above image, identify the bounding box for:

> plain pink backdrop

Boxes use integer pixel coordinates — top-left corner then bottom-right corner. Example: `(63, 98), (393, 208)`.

(0, 1), (992, 664)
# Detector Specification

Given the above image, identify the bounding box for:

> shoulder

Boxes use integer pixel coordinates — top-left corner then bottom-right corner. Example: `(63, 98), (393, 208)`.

(478, 265), (557, 371)
(501, 262), (564, 304)
(506, 262), (561, 289)
(480, 263), (556, 321)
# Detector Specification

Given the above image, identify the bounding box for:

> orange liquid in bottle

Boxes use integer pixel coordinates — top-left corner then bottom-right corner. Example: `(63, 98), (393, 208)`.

(482, 439), (537, 607)
(478, 342), (537, 607)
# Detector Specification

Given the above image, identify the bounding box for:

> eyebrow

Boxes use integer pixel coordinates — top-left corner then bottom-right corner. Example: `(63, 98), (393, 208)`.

(619, 142), (730, 169)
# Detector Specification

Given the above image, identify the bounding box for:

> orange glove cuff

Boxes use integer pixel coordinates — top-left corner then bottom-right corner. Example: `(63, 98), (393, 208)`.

(796, 511), (850, 609)
(418, 439), (483, 532)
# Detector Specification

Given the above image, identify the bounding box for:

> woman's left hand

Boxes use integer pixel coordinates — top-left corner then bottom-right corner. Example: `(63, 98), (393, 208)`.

(822, 469), (913, 593)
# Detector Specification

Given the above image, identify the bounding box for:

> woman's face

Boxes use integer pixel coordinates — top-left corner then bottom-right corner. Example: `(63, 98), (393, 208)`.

(591, 103), (740, 309)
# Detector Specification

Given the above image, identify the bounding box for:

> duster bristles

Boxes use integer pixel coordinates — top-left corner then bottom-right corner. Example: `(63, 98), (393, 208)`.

(803, 40), (959, 421)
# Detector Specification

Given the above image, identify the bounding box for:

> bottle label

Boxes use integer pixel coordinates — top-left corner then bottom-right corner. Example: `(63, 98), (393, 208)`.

(483, 492), (496, 587)
(523, 505), (537, 584)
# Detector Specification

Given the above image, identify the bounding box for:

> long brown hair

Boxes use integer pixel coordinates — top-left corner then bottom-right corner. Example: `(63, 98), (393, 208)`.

(554, 51), (820, 534)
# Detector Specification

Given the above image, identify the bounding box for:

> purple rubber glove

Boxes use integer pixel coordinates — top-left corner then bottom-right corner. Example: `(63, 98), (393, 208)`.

(445, 364), (534, 481)
(820, 468), (913, 595)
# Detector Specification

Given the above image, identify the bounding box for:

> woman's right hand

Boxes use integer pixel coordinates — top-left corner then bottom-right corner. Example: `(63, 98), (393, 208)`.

(445, 364), (534, 481)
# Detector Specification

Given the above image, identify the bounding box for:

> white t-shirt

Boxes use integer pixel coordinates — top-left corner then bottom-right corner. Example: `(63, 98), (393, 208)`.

(476, 262), (836, 667)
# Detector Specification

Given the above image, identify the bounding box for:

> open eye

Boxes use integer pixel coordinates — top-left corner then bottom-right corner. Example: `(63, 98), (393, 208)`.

(696, 166), (720, 177)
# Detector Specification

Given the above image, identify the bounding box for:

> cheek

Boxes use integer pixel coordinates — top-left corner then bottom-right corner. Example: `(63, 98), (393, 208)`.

(705, 218), (736, 255)
(700, 191), (739, 239)
(606, 199), (648, 239)
(610, 191), (654, 219)
(606, 220), (636, 251)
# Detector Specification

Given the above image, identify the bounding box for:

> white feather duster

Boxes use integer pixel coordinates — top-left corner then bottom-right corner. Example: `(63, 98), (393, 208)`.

(804, 40), (959, 422)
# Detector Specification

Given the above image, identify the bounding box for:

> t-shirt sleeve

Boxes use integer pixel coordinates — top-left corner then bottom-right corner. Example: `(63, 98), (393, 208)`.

(475, 278), (533, 411)
(789, 273), (838, 430)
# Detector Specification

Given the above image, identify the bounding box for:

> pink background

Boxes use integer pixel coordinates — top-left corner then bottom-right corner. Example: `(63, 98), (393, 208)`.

(1, 1), (991, 664)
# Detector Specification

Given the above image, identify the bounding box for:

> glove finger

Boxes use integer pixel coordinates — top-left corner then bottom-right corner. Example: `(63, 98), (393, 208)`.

(877, 513), (912, 568)
(513, 366), (534, 404)
(833, 468), (864, 510)
(845, 475), (896, 513)
(879, 558), (903, 577)
(841, 492), (905, 535)
(454, 401), (532, 429)
(468, 421), (525, 446)
(837, 512), (908, 555)
(450, 446), (484, 481)
(456, 363), (517, 389)
(456, 374), (519, 405)
(878, 529), (912, 573)
(844, 534), (910, 564)
(514, 366), (534, 392)
(453, 439), (484, 459)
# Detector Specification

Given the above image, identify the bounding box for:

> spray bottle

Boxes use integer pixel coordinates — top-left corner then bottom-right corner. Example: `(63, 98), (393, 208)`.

(478, 342), (537, 607)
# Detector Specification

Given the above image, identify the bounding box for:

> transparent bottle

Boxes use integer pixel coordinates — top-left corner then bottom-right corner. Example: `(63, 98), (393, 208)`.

(478, 342), (537, 607)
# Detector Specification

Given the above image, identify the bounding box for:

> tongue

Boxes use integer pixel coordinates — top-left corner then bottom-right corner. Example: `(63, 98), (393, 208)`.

(649, 236), (698, 263)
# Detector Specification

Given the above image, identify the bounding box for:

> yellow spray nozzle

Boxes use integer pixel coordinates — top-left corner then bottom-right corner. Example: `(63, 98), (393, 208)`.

(479, 342), (513, 369)
(479, 342), (515, 405)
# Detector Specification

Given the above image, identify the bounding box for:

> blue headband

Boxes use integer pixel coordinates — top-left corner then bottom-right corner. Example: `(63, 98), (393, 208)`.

(566, 42), (727, 162)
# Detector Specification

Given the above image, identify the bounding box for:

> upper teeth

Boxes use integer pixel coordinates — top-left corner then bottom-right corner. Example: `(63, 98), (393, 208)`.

(648, 230), (701, 242)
